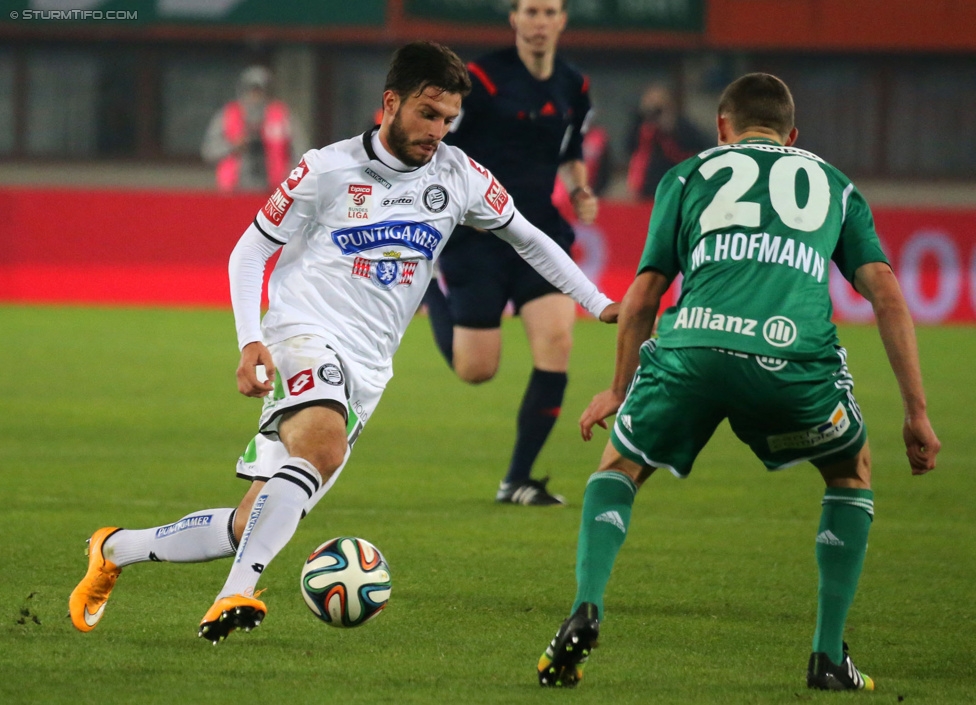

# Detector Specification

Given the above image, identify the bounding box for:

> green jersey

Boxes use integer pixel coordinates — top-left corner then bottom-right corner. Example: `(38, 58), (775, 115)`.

(638, 137), (888, 360)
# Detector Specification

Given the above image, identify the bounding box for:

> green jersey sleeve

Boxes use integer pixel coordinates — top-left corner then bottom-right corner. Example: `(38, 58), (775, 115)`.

(636, 169), (684, 279)
(832, 185), (890, 284)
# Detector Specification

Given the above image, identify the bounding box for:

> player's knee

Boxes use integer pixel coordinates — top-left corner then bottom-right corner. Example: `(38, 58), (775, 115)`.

(533, 330), (573, 368)
(454, 356), (498, 384)
(305, 441), (347, 479)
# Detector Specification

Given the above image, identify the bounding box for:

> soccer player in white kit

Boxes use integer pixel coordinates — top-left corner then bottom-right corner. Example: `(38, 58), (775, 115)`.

(68, 41), (619, 643)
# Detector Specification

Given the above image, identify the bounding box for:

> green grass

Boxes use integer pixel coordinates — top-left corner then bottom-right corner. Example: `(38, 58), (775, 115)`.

(0, 304), (973, 704)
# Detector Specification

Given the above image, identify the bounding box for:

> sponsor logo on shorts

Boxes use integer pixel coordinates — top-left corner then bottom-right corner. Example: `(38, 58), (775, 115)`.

(484, 176), (509, 215)
(261, 187), (293, 225)
(347, 184), (372, 220)
(763, 316), (798, 347)
(619, 414), (633, 432)
(365, 167), (392, 189)
(767, 402), (850, 453)
(286, 159), (309, 189)
(154, 514), (212, 539)
(332, 221), (443, 259)
(673, 306), (758, 336)
(382, 197), (413, 207)
(422, 184), (449, 213)
(351, 257), (418, 289)
(287, 369), (315, 396)
(317, 363), (344, 386)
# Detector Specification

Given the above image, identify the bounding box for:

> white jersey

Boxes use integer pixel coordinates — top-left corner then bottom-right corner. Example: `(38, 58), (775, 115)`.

(231, 127), (610, 382)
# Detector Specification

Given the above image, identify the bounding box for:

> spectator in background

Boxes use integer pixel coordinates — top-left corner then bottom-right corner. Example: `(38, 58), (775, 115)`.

(202, 66), (308, 193)
(626, 83), (710, 199)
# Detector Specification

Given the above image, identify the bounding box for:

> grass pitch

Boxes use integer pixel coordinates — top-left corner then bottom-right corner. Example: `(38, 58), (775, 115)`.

(0, 304), (973, 704)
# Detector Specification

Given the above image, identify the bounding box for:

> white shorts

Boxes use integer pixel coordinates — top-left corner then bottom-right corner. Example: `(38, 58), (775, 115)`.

(235, 334), (385, 514)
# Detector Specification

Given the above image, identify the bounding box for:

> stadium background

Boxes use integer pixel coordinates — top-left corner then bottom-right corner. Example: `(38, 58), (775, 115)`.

(1, 0), (974, 322)
(1, 3), (974, 703)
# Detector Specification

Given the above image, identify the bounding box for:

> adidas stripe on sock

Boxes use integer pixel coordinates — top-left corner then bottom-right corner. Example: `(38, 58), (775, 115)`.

(572, 471), (638, 620)
(813, 487), (873, 664)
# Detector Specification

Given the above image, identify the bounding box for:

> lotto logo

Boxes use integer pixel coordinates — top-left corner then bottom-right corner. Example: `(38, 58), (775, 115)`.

(262, 187), (293, 225)
(286, 159), (309, 189)
(287, 369), (315, 396)
(484, 177), (509, 215)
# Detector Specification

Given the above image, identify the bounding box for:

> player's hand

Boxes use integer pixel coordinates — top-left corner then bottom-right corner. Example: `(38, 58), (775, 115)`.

(580, 389), (624, 441)
(572, 187), (598, 224)
(903, 414), (941, 475)
(237, 341), (276, 398)
(599, 302), (620, 323)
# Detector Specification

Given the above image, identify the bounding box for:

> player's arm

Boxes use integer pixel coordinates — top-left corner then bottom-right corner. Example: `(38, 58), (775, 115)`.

(579, 269), (670, 441)
(229, 154), (318, 398)
(853, 262), (940, 475)
(229, 226), (280, 398)
(558, 159), (598, 224)
(493, 210), (617, 322)
(579, 168), (684, 439)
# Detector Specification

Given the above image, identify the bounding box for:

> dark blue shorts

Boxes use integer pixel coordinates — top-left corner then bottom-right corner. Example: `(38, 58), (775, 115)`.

(439, 221), (574, 329)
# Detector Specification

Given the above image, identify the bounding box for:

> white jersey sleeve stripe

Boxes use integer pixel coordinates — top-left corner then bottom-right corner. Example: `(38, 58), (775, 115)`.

(253, 217), (286, 245)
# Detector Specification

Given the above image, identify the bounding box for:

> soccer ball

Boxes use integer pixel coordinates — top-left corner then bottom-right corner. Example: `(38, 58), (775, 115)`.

(300, 537), (391, 627)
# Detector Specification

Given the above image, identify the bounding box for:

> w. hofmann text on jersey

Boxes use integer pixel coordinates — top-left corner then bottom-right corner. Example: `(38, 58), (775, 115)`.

(690, 231), (827, 282)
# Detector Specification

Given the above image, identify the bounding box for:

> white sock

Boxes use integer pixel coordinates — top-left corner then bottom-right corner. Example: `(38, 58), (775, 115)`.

(102, 508), (237, 567)
(216, 458), (322, 600)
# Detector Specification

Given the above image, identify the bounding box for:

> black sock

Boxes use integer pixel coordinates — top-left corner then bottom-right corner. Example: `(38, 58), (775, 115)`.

(422, 280), (454, 368)
(504, 369), (568, 485)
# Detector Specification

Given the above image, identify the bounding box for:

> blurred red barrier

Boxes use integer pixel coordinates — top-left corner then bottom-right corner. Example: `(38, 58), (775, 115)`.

(2, 187), (974, 323)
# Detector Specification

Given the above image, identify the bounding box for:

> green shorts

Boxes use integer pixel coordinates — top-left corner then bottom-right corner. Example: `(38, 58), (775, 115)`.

(610, 342), (866, 477)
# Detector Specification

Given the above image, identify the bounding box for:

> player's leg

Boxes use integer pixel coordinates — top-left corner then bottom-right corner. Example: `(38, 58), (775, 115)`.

(68, 467), (267, 633)
(540, 344), (722, 687)
(199, 403), (348, 643)
(496, 292), (574, 504)
(426, 226), (508, 375)
(807, 444), (875, 690)
(538, 444), (647, 687)
(726, 348), (874, 690)
(421, 278), (456, 367)
(200, 335), (381, 643)
(452, 327), (502, 383)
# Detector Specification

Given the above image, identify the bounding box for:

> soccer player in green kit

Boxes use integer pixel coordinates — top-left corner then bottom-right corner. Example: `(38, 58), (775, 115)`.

(537, 73), (941, 691)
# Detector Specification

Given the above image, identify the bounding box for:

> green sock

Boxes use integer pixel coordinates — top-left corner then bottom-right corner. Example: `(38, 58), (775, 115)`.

(812, 488), (874, 664)
(572, 471), (638, 620)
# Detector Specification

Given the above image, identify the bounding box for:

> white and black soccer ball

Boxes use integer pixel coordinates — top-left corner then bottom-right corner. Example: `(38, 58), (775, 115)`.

(300, 537), (391, 627)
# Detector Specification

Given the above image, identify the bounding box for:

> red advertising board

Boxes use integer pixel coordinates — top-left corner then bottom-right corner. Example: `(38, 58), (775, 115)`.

(1, 187), (974, 324)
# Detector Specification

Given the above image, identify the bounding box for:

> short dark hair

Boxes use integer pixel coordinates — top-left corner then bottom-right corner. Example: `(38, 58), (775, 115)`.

(717, 73), (795, 137)
(384, 41), (471, 100)
(510, 0), (567, 9)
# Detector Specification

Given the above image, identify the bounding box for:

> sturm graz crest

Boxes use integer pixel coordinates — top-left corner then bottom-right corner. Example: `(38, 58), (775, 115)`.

(422, 185), (449, 213)
(372, 259), (400, 289)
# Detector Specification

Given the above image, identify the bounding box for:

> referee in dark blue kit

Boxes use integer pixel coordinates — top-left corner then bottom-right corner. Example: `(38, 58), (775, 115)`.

(423, 0), (599, 506)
